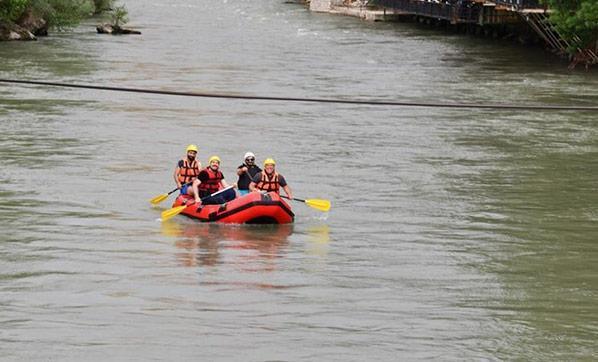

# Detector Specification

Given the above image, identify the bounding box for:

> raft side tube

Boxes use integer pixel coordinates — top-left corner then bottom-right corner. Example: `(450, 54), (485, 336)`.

(172, 192), (294, 224)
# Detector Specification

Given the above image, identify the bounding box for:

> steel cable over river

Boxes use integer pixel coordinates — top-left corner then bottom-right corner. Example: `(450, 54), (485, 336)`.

(1, 78), (597, 111)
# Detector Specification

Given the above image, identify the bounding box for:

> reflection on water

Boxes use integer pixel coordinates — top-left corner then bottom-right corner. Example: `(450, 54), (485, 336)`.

(305, 224), (330, 257)
(161, 221), (294, 270)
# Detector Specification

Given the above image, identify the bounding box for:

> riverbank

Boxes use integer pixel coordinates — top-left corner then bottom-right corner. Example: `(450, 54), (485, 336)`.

(309, 0), (404, 21)
(306, 0), (597, 67)
(308, 0), (540, 42)
(0, 10), (47, 41)
(0, 1), (134, 41)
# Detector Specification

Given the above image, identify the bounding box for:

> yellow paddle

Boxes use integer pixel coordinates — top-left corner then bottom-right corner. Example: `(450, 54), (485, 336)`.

(150, 182), (191, 205)
(160, 186), (235, 221)
(281, 196), (331, 212)
(161, 204), (190, 221)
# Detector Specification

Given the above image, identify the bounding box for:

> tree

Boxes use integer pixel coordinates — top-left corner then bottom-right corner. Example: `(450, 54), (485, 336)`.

(547, 0), (598, 52)
(93, 0), (113, 13)
(0, 0), (116, 28)
(29, 0), (93, 28)
(0, 0), (30, 23)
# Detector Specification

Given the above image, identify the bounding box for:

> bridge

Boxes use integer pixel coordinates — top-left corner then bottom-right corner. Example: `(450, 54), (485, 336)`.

(370, 0), (597, 65)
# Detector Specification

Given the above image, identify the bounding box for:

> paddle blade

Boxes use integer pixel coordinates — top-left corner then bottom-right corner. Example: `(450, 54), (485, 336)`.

(160, 205), (188, 221)
(305, 198), (331, 212)
(150, 193), (169, 205)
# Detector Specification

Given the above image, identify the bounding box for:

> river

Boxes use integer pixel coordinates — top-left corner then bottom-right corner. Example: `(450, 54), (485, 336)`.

(1, 0), (597, 360)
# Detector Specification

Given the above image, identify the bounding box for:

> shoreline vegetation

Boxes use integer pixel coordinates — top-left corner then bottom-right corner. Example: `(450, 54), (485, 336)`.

(0, 0), (135, 40)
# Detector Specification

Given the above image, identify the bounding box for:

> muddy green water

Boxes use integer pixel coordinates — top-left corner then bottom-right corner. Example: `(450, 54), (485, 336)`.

(1, 1), (597, 360)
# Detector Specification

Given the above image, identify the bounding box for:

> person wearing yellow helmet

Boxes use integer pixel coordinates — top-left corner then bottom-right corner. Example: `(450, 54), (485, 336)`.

(192, 155), (232, 205)
(249, 158), (293, 199)
(174, 144), (201, 196)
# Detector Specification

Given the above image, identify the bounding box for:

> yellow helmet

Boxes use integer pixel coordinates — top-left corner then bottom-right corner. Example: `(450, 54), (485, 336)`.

(186, 144), (198, 153)
(263, 158), (276, 167)
(209, 155), (221, 164)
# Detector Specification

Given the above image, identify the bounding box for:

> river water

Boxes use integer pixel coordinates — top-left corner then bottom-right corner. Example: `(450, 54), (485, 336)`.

(1, 0), (597, 360)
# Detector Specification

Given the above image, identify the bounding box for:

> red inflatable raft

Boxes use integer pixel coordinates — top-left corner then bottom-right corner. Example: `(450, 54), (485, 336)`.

(172, 191), (294, 224)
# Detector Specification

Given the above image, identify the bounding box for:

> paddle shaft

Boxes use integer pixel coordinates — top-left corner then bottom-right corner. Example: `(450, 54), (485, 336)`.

(280, 194), (330, 212)
(186, 185), (235, 205)
(280, 195), (304, 202)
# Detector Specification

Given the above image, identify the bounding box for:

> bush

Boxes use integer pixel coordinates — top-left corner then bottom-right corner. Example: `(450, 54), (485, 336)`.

(111, 4), (127, 26)
(28, 0), (93, 28)
(0, 0), (30, 23)
(547, 0), (598, 52)
(1, 0), (119, 28)
(93, 0), (113, 13)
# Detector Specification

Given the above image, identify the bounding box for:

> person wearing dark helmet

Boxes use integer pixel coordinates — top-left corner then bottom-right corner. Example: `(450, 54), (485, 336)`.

(236, 152), (261, 196)
(174, 144), (201, 196)
(249, 158), (292, 199)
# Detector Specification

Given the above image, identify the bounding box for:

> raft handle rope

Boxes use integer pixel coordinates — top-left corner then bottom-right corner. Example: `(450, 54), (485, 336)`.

(0, 79), (596, 111)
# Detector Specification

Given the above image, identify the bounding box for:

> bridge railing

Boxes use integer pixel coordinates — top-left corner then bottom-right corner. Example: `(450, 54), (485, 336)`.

(492, 0), (542, 9)
(373, 0), (544, 11)
(372, 0), (481, 23)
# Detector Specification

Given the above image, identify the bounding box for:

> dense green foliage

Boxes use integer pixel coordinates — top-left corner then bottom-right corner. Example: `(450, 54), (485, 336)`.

(0, 0), (30, 23)
(93, 0), (112, 13)
(32, 0), (93, 28)
(111, 4), (126, 26)
(0, 0), (116, 27)
(546, 0), (598, 51)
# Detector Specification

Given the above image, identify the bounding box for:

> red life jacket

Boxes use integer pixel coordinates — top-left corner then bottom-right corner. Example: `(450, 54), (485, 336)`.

(256, 171), (280, 193)
(198, 167), (223, 194)
(178, 159), (200, 184)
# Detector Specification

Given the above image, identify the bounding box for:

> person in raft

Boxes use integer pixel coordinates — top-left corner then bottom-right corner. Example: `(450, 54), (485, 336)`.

(174, 144), (201, 196)
(236, 152), (262, 196)
(192, 155), (235, 205)
(249, 158), (293, 199)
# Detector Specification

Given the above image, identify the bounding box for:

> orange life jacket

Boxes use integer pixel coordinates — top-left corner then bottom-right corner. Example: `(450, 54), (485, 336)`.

(178, 159), (200, 184)
(198, 167), (223, 194)
(256, 171), (280, 193)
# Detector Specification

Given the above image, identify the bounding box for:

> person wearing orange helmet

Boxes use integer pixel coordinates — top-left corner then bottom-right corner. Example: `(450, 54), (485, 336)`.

(249, 158), (293, 199)
(174, 144), (201, 196)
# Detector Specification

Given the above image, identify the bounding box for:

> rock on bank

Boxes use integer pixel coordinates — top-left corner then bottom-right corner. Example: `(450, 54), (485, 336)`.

(0, 10), (48, 41)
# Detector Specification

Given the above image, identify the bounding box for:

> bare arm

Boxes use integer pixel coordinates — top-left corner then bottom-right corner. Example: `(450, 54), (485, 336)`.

(192, 179), (201, 202)
(249, 181), (257, 192)
(174, 167), (182, 188)
(237, 166), (247, 176)
(282, 185), (293, 199)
